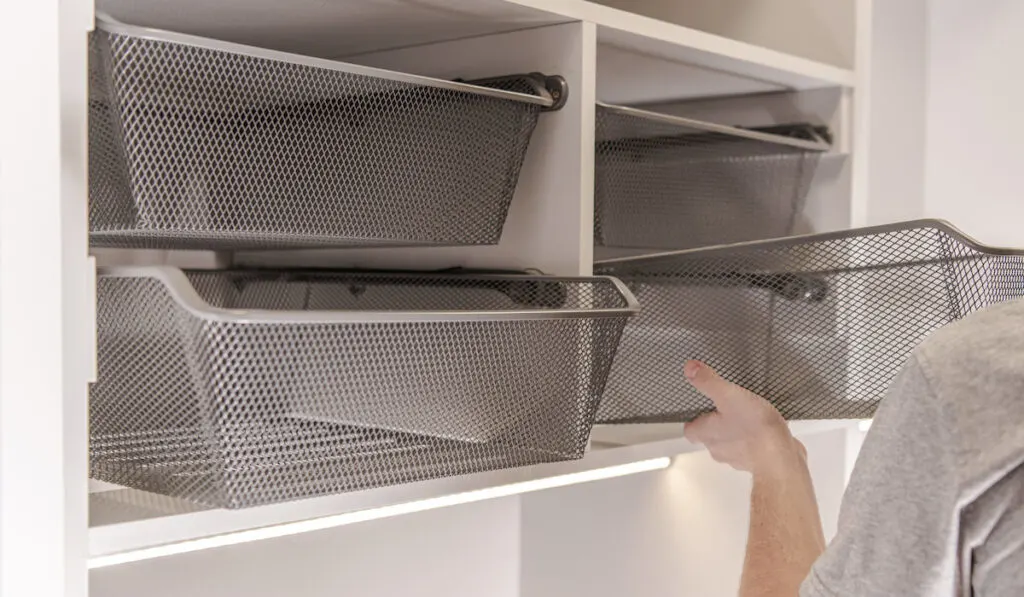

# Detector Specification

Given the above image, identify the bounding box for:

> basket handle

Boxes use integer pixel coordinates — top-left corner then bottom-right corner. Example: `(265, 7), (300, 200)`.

(597, 103), (831, 152)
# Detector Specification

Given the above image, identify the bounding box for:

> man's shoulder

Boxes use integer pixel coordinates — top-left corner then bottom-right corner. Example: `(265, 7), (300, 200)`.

(912, 298), (1024, 487)
(916, 298), (1024, 373)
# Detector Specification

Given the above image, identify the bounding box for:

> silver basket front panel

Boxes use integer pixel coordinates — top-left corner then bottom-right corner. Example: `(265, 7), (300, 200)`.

(595, 103), (829, 251)
(88, 22), (557, 249)
(91, 269), (635, 508)
(594, 221), (1024, 423)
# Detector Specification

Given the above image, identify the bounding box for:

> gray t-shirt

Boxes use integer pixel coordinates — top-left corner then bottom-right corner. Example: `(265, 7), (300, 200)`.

(801, 299), (1024, 597)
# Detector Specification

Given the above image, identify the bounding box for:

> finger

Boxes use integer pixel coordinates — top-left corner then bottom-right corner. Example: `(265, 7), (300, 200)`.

(683, 411), (723, 445)
(683, 360), (754, 414)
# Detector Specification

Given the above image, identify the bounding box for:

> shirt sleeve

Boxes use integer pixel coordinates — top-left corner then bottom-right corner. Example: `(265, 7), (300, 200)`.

(800, 356), (960, 597)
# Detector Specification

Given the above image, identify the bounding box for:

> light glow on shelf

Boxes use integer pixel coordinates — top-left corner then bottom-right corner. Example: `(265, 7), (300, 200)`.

(88, 457), (672, 569)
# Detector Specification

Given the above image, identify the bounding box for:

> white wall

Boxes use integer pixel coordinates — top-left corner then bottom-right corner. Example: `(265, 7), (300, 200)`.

(859, 0), (1024, 242)
(520, 428), (857, 597)
(866, 0), (928, 225)
(925, 0), (1024, 246)
(91, 498), (521, 597)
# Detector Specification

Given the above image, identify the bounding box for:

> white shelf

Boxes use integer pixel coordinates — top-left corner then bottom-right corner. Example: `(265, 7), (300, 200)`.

(569, 1), (855, 91)
(87, 420), (856, 567)
(88, 436), (696, 566)
(98, 0), (854, 99)
(597, 44), (784, 105)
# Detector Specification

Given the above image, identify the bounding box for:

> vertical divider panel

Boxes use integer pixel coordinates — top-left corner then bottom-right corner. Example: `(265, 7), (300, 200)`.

(842, 0), (873, 406)
(235, 21), (600, 278)
(1, 0), (93, 596)
(849, 0), (872, 228)
(577, 22), (599, 277)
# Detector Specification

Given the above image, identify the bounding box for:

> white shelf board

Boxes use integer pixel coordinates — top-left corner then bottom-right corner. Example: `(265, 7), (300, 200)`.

(88, 419), (857, 563)
(99, 0), (853, 96)
(88, 436), (693, 562)
(505, 0), (855, 92)
(596, 44), (781, 105)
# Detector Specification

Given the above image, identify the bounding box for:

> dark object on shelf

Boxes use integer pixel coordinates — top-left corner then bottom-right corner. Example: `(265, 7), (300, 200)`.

(594, 220), (1024, 423)
(88, 19), (565, 250)
(90, 268), (636, 508)
(594, 103), (831, 251)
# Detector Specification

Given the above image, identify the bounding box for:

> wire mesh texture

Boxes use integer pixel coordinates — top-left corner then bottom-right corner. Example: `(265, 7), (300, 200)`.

(593, 220), (1024, 423)
(88, 20), (562, 250)
(595, 103), (830, 251)
(90, 267), (636, 508)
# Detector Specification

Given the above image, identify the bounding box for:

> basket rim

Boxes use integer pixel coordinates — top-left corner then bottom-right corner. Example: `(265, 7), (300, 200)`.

(94, 14), (555, 109)
(594, 219), (1024, 268)
(98, 266), (640, 323)
(596, 102), (832, 153)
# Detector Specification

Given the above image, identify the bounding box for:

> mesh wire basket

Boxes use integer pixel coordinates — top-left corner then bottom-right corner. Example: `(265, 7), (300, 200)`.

(91, 267), (636, 508)
(88, 20), (564, 250)
(593, 220), (1024, 423)
(595, 103), (830, 251)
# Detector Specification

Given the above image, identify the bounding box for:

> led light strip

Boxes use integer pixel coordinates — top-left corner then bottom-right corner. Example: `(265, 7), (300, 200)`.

(89, 457), (672, 569)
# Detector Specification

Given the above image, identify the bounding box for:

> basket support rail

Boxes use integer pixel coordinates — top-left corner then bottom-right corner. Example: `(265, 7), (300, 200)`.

(596, 102), (832, 152)
(464, 73), (569, 112)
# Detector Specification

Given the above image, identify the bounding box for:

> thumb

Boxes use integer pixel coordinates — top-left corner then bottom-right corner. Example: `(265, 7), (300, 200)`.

(683, 360), (753, 414)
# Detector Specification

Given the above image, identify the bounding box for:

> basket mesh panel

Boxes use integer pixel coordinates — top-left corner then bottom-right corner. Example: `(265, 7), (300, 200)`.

(595, 105), (822, 250)
(594, 223), (1024, 423)
(91, 272), (630, 508)
(88, 28), (547, 249)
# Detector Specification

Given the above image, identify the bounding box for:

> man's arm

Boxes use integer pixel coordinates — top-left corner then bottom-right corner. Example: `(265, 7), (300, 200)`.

(682, 360), (825, 597)
(742, 448), (825, 596)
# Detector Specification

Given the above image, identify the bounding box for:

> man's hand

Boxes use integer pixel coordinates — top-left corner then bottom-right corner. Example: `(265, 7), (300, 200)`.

(682, 360), (806, 478)
(682, 360), (825, 597)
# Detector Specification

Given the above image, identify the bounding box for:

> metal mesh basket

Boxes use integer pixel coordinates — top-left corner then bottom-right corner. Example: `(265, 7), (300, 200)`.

(88, 20), (563, 250)
(91, 267), (636, 508)
(595, 103), (830, 251)
(594, 221), (1024, 423)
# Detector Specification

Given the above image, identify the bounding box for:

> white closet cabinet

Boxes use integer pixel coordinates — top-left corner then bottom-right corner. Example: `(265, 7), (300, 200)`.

(0, 1), (882, 596)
